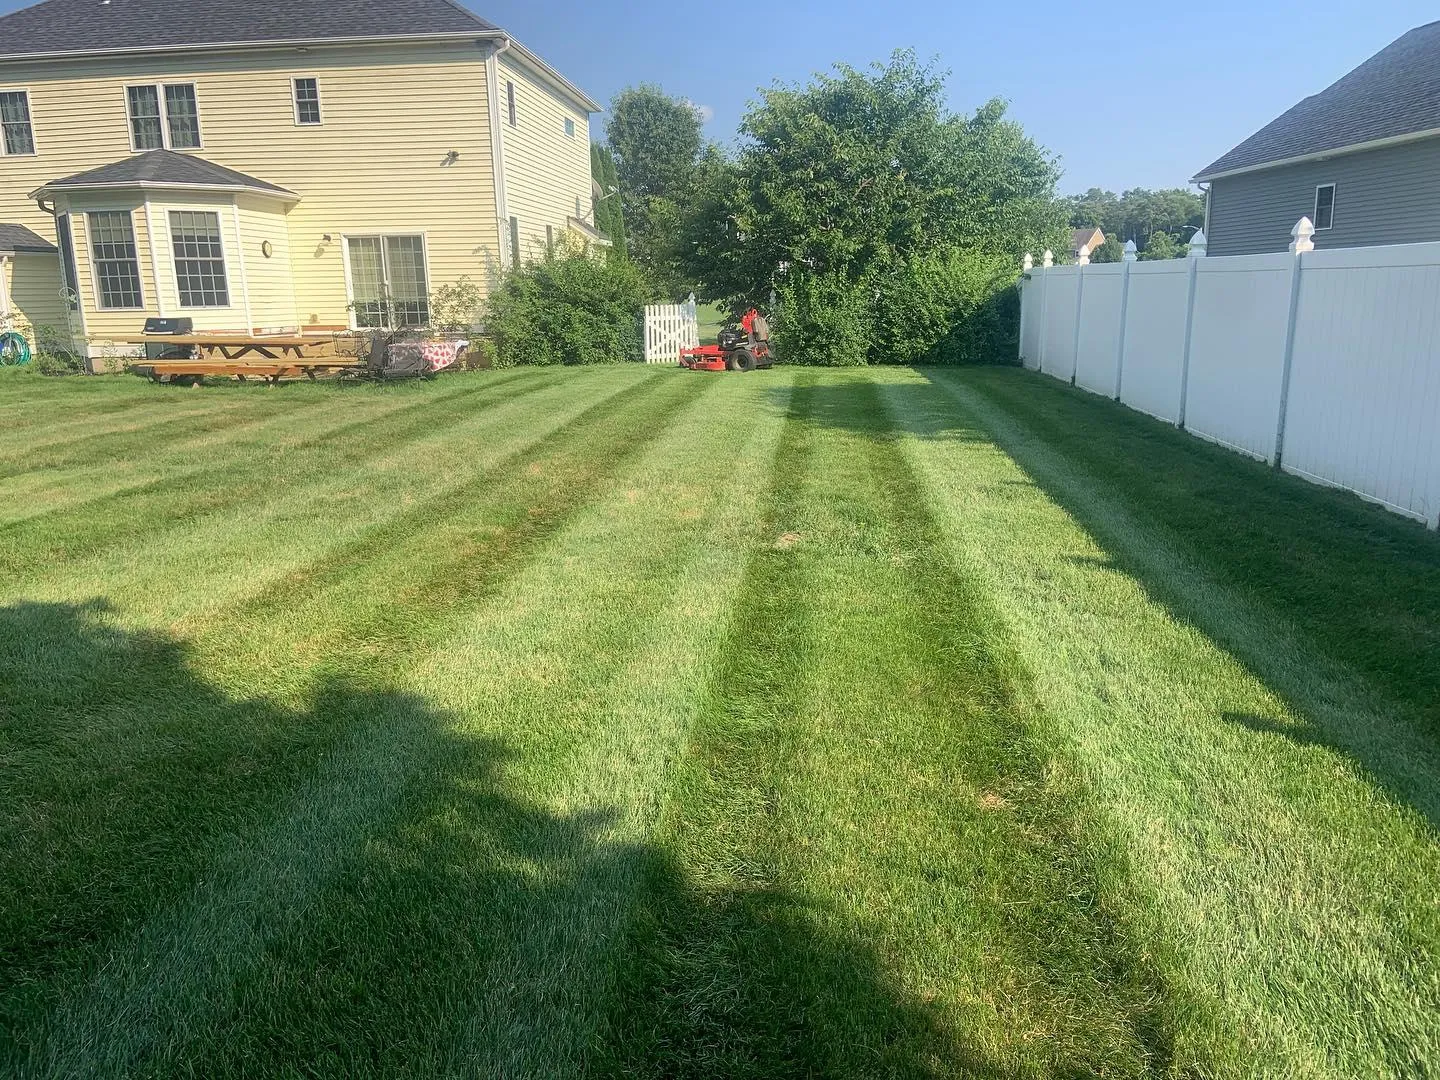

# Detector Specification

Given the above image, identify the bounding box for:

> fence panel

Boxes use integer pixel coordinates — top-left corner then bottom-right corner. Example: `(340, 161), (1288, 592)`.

(1074, 263), (1125, 396)
(1039, 265), (1080, 381)
(1118, 261), (1190, 423)
(1184, 253), (1294, 461)
(1019, 273), (1044, 370)
(1284, 243), (1440, 523)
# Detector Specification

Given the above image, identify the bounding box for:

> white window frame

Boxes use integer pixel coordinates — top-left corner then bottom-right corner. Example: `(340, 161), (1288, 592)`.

(1313, 183), (1336, 231)
(84, 209), (146, 311)
(340, 232), (432, 330)
(0, 87), (37, 157)
(506, 80), (517, 127)
(563, 117), (575, 138)
(125, 82), (203, 153)
(292, 76), (323, 127)
(167, 208), (232, 309)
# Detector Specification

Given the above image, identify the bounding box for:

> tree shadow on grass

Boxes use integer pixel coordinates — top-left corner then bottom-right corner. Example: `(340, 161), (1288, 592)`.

(0, 600), (1002, 1078)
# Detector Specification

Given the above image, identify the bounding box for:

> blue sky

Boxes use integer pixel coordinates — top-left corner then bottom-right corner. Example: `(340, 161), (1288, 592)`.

(3, 0), (1435, 194)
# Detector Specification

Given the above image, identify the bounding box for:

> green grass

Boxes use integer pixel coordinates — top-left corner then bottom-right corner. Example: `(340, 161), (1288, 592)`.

(1, 364), (1436, 1077)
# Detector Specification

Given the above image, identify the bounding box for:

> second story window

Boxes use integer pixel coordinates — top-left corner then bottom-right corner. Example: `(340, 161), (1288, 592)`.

(127, 83), (201, 151)
(507, 80), (516, 127)
(564, 117), (575, 137)
(293, 78), (322, 125)
(0, 90), (35, 156)
(1313, 183), (1336, 231)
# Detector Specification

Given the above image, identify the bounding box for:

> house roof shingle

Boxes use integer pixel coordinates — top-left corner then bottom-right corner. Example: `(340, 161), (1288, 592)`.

(38, 150), (296, 197)
(0, 0), (497, 58)
(1196, 20), (1440, 180)
(0, 223), (57, 254)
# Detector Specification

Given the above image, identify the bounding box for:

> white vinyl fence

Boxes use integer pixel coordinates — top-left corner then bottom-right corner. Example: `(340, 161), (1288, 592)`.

(1019, 221), (1440, 529)
(643, 295), (699, 364)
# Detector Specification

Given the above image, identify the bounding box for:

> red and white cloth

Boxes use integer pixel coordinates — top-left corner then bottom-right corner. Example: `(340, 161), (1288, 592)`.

(389, 338), (469, 371)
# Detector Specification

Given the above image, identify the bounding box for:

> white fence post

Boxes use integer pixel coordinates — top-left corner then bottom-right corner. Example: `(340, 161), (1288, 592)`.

(1037, 253), (1052, 372)
(1271, 217), (1314, 467)
(1070, 262), (1085, 386)
(1175, 245), (1204, 428)
(1019, 253), (1033, 364)
(1113, 250), (1134, 401)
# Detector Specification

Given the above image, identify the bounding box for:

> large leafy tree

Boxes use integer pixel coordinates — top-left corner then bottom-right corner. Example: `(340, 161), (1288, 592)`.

(605, 85), (703, 297)
(684, 51), (1066, 308)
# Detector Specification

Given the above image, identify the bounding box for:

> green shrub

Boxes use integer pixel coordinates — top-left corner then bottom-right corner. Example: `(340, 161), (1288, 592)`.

(30, 325), (86, 376)
(869, 250), (1019, 364)
(772, 250), (1019, 367)
(772, 271), (869, 367)
(484, 246), (651, 366)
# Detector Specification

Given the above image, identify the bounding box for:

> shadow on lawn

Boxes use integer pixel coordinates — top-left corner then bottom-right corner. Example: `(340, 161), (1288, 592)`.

(0, 600), (979, 1078)
(788, 368), (1440, 832)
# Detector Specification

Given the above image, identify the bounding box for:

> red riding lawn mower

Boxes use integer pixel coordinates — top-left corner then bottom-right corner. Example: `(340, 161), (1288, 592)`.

(680, 308), (776, 372)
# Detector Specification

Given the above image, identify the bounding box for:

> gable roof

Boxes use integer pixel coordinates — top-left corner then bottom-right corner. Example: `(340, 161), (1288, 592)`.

(33, 150), (298, 200)
(1196, 20), (1440, 181)
(1071, 227), (1104, 252)
(0, 0), (600, 112)
(0, 0), (496, 59)
(0, 223), (57, 254)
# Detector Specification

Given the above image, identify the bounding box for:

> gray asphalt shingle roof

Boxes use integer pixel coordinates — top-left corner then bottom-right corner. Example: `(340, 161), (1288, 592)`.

(0, 0), (497, 58)
(41, 150), (295, 195)
(1196, 20), (1440, 179)
(0, 223), (58, 254)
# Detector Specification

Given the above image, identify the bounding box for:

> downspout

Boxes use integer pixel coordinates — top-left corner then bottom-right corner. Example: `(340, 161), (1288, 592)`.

(0, 254), (10, 322)
(484, 38), (512, 271)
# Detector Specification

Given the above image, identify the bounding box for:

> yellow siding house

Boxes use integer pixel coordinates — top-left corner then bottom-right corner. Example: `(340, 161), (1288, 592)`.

(0, 0), (603, 361)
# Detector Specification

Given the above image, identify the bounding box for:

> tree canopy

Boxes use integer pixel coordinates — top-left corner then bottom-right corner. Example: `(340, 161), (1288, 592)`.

(605, 85), (704, 297)
(1065, 187), (1204, 259)
(684, 52), (1066, 307)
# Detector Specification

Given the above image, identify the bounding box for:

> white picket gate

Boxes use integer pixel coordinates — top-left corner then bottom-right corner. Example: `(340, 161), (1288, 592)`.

(644, 295), (699, 364)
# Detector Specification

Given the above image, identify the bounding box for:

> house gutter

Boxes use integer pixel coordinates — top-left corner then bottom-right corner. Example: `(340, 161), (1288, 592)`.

(28, 180), (300, 204)
(1192, 124), (1440, 183)
(2, 31), (602, 113)
(485, 38), (513, 269)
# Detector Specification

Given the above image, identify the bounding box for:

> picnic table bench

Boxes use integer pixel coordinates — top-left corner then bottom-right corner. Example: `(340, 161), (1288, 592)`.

(123, 332), (363, 382)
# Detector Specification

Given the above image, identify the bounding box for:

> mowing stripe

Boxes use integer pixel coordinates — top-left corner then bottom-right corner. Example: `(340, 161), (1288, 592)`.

(11, 372), (713, 1077)
(600, 372), (1182, 1078)
(0, 372), (562, 591)
(884, 367), (1440, 1076)
(0, 372), (545, 528)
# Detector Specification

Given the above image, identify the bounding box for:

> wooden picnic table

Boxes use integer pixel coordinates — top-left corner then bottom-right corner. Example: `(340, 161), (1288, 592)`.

(121, 331), (364, 382)
(132, 332), (337, 361)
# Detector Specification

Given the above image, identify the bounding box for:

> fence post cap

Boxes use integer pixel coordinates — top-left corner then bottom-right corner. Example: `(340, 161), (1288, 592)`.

(1022, 252), (1034, 271)
(1042, 249), (1054, 267)
(1076, 242), (1091, 266)
(1187, 229), (1207, 257)
(1290, 216), (1316, 253)
(1122, 239), (1138, 262)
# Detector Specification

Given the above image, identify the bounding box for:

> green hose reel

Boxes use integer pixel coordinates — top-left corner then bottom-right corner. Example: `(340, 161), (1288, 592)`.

(0, 331), (31, 366)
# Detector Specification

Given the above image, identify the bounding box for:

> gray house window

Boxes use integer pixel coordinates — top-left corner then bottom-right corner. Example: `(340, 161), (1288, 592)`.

(507, 81), (516, 127)
(169, 210), (229, 307)
(293, 78), (322, 125)
(127, 83), (201, 150)
(1314, 183), (1335, 231)
(509, 215), (520, 263)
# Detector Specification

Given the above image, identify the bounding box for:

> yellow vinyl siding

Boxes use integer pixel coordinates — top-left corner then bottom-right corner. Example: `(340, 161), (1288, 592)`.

(0, 41), (502, 331)
(237, 196), (299, 330)
(498, 55), (593, 262)
(1, 251), (65, 339)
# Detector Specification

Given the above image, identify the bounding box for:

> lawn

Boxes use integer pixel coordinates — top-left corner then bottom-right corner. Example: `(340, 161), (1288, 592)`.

(1, 364), (1437, 1077)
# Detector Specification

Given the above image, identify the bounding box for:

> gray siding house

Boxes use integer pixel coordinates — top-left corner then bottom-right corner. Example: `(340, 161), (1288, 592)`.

(1196, 20), (1440, 256)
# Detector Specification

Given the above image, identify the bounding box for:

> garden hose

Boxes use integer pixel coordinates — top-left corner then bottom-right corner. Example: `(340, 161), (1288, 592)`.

(0, 331), (32, 366)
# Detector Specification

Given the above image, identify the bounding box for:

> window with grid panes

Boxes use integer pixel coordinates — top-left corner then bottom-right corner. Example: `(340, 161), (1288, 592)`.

(293, 78), (322, 125)
(127, 84), (200, 149)
(169, 211), (229, 307)
(87, 211), (144, 309)
(0, 91), (34, 156)
(345, 235), (428, 328)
